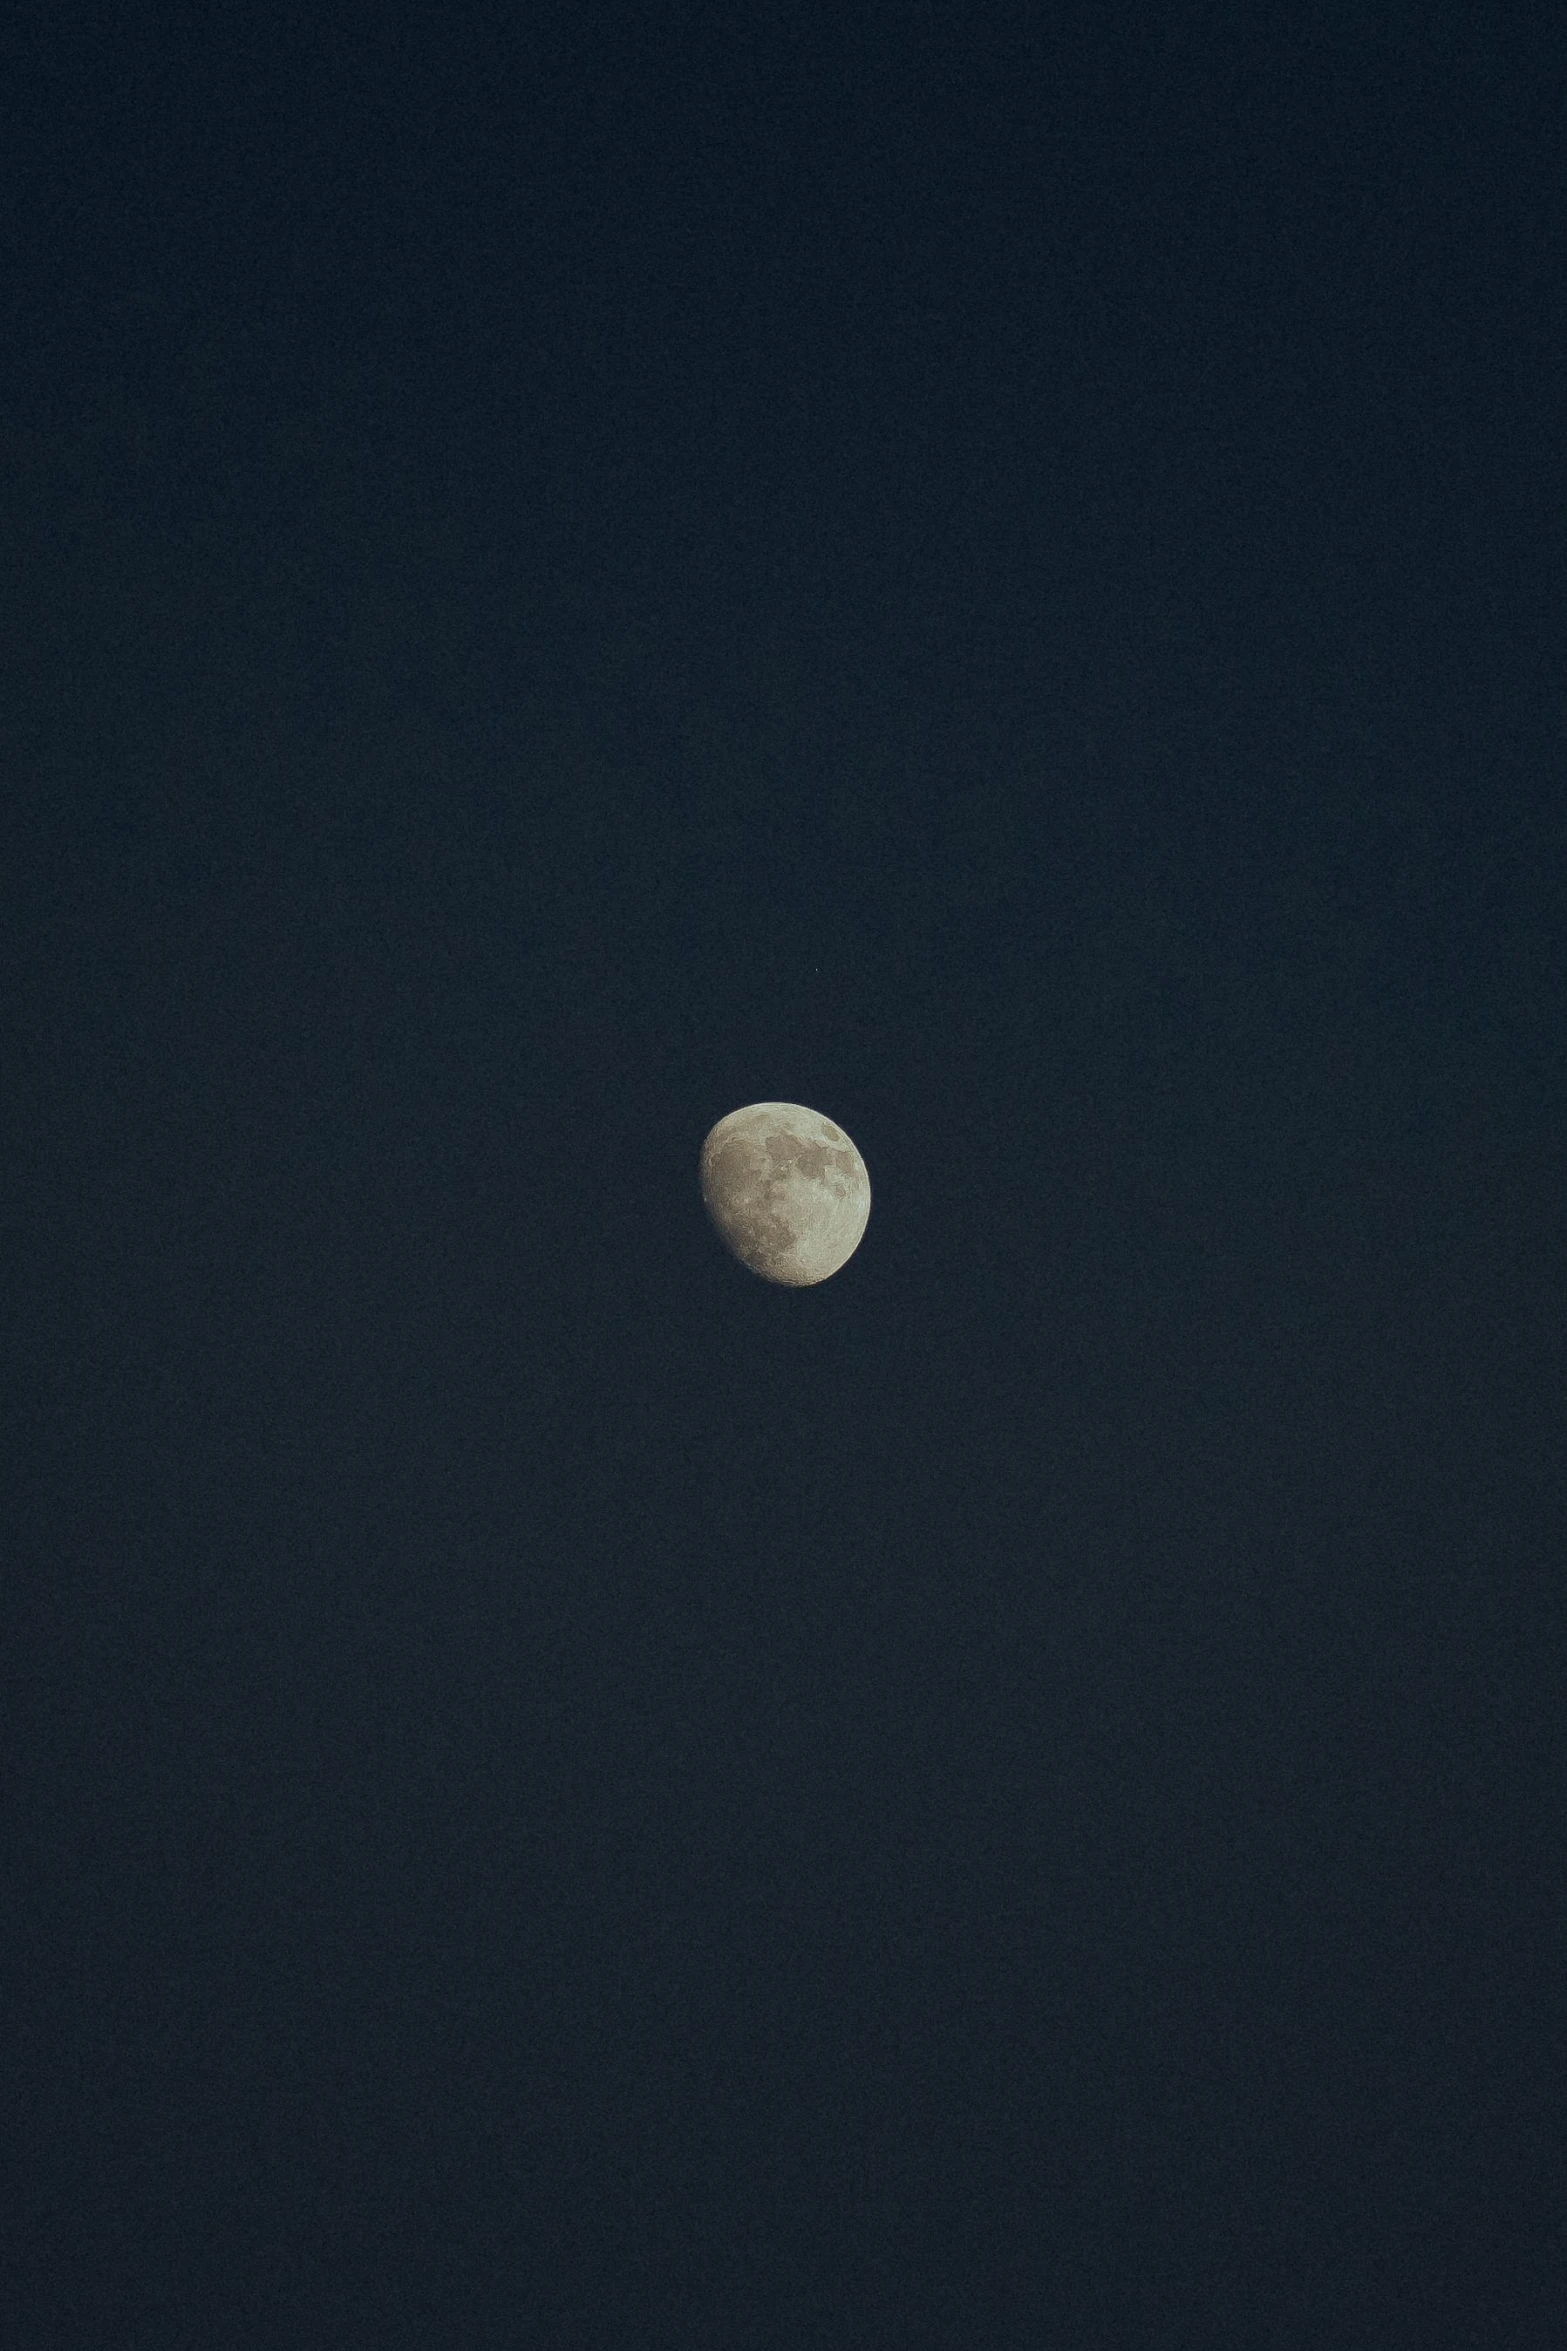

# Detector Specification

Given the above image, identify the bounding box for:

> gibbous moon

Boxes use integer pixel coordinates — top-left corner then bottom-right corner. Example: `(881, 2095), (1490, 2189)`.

(700, 1102), (871, 1286)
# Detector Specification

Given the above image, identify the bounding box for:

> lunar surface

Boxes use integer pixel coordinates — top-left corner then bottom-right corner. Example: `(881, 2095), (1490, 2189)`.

(699, 1102), (871, 1286)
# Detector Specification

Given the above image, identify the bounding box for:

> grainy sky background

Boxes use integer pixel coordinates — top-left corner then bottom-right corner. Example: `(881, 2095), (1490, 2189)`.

(4, 3), (1564, 2344)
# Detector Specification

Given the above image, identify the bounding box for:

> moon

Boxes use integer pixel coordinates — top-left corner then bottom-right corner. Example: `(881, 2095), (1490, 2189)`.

(699, 1102), (871, 1286)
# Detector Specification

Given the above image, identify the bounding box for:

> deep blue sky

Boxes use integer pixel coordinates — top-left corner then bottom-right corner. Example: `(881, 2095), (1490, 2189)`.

(4, 4), (1564, 2345)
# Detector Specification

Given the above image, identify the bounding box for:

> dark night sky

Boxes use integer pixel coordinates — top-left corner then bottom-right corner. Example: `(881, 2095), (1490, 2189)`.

(4, 4), (1564, 2344)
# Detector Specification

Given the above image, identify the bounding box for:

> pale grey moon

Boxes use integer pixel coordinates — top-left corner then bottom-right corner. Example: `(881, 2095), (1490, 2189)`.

(699, 1102), (871, 1286)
